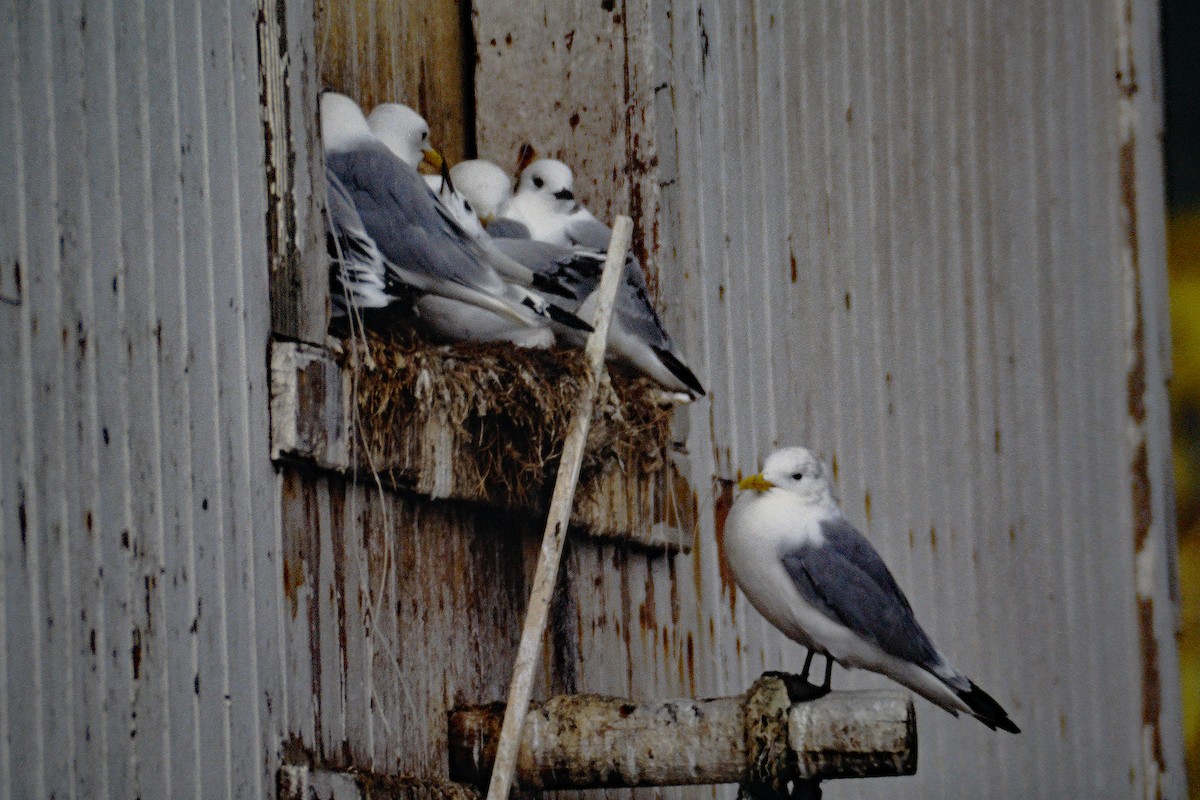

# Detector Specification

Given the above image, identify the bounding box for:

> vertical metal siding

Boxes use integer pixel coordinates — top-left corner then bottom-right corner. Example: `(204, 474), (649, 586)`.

(477, 0), (1184, 797)
(0, 0), (286, 797)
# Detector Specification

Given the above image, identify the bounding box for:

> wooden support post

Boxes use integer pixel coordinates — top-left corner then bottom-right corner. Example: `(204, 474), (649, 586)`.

(449, 677), (917, 792)
(484, 217), (634, 800)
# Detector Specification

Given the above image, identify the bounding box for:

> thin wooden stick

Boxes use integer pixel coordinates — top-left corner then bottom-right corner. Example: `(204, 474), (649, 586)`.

(485, 215), (634, 800)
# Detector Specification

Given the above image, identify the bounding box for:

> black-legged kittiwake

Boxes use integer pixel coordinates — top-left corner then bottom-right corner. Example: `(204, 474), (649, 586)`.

(424, 169), (488, 241)
(409, 169), (554, 347)
(727, 446), (1020, 733)
(321, 93), (590, 337)
(488, 160), (704, 397)
(449, 159), (513, 225)
(497, 158), (611, 249)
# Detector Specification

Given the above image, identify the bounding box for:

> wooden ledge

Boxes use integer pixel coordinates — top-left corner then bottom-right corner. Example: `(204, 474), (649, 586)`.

(269, 339), (695, 550)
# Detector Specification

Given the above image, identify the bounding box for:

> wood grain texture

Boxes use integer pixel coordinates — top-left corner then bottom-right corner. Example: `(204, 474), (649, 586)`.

(262, 0), (328, 343)
(279, 470), (531, 776)
(317, 0), (472, 165)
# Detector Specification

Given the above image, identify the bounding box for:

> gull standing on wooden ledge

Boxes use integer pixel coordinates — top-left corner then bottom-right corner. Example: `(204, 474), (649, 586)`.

(488, 158), (706, 398)
(726, 446), (1020, 733)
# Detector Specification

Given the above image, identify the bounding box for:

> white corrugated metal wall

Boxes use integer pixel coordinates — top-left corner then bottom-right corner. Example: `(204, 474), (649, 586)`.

(477, 0), (1185, 798)
(0, 0), (287, 797)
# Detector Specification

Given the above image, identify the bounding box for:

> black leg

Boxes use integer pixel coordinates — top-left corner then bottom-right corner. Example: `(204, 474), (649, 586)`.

(820, 655), (834, 693)
(799, 649), (815, 683)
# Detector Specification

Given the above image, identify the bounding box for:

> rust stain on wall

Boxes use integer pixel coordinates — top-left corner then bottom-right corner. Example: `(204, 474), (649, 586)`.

(1116, 7), (1170, 788)
(712, 476), (737, 619)
(1131, 441), (1152, 552)
(1138, 597), (1166, 780)
(1120, 137), (1147, 425)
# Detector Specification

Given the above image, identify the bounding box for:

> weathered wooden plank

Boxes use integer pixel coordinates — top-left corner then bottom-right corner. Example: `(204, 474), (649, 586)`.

(271, 341), (352, 466)
(260, 0), (327, 344)
(280, 471), (529, 777)
(316, 0), (472, 165)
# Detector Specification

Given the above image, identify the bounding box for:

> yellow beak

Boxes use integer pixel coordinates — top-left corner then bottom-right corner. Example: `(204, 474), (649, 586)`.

(421, 146), (444, 173)
(737, 473), (775, 492)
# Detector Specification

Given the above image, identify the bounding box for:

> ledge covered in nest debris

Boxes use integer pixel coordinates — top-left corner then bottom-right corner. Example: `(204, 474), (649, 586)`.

(270, 329), (696, 550)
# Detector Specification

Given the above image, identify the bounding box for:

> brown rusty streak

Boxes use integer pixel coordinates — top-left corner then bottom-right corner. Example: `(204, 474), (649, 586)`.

(281, 474), (305, 618)
(685, 631), (696, 696)
(1131, 441), (1152, 552)
(654, 464), (698, 534)
(328, 479), (350, 683)
(1120, 137), (1146, 424)
(1118, 19), (1166, 784)
(514, 143), (537, 179)
(639, 558), (658, 633)
(1138, 597), (1165, 771)
(712, 476), (737, 620)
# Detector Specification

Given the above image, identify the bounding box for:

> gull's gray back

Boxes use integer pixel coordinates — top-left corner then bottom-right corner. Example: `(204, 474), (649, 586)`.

(781, 517), (942, 670)
(326, 143), (506, 294)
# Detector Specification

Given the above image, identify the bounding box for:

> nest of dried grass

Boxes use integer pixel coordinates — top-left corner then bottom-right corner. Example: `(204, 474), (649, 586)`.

(337, 326), (676, 514)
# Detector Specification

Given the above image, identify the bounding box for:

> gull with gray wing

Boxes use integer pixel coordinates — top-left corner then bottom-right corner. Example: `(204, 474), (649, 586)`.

(484, 158), (704, 397)
(726, 446), (1019, 733)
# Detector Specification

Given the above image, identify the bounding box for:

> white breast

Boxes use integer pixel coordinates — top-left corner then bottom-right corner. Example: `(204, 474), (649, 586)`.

(725, 489), (860, 661)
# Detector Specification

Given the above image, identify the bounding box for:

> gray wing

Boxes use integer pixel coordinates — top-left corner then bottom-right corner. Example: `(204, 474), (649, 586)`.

(780, 518), (941, 668)
(564, 206), (613, 251)
(325, 169), (392, 311)
(327, 144), (508, 294)
(614, 256), (672, 350)
(486, 217), (533, 240)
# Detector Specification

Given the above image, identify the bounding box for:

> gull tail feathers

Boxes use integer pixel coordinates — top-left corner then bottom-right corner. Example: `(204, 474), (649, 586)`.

(953, 680), (1021, 734)
(505, 285), (593, 332)
(650, 345), (706, 397)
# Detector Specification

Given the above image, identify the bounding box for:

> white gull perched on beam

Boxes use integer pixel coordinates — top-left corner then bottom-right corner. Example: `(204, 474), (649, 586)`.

(485, 158), (705, 397)
(320, 93), (590, 337)
(726, 446), (1020, 733)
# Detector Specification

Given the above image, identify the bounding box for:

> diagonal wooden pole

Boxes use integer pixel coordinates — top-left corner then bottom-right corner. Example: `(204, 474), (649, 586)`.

(484, 215), (634, 800)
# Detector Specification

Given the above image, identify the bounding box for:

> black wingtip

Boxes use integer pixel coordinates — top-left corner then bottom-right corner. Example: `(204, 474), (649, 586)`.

(650, 345), (706, 397)
(958, 681), (1020, 734)
(544, 303), (594, 332)
(531, 273), (577, 300)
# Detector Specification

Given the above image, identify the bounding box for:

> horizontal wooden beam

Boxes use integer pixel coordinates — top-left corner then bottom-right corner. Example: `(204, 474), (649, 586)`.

(448, 675), (916, 791)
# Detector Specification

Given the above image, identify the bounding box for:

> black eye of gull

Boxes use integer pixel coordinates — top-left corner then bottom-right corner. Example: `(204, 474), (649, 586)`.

(791, 472), (804, 481)
(532, 176), (544, 188)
